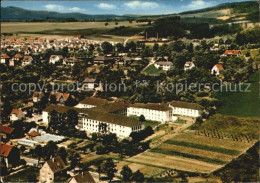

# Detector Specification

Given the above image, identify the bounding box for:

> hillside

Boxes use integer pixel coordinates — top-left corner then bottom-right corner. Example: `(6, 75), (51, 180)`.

(0, 6), (133, 22)
(180, 1), (258, 15)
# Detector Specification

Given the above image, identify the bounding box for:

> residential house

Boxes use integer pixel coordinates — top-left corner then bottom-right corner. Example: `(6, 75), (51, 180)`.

(32, 91), (44, 102)
(0, 144), (20, 168)
(184, 61), (195, 71)
(49, 92), (75, 104)
(169, 100), (203, 117)
(81, 78), (96, 91)
(40, 156), (66, 183)
(93, 56), (113, 65)
(63, 57), (82, 66)
(10, 108), (24, 121)
(9, 53), (23, 66)
(1, 54), (10, 64)
(127, 103), (174, 123)
(221, 50), (242, 57)
(154, 61), (173, 71)
(0, 125), (14, 142)
(68, 171), (96, 183)
(211, 64), (224, 75)
(49, 55), (63, 64)
(22, 56), (33, 66)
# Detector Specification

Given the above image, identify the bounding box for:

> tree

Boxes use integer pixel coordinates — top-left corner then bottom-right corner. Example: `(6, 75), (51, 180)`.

(102, 158), (117, 182)
(120, 165), (133, 182)
(132, 170), (144, 182)
(34, 145), (43, 163)
(116, 43), (124, 52)
(50, 95), (57, 104)
(68, 151), (82, 171)
(44, 141), (58, 160)
(57, 147), (67, 163)
(101, 41), (113, 54)
(139, 114), (145, 122)
(105, 22), (109, 26)
(20, 145), (26, 154)
(153, 43), (159, 52)
(27, 174), (37, 182)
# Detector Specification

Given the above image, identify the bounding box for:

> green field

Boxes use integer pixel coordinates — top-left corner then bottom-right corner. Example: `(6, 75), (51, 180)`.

(1, 21), (147, 41)
(143, 64), (163, 76)
(164, 140), (240, 155)
(150, 148), (228, 165)
(213, 72), (259, 117)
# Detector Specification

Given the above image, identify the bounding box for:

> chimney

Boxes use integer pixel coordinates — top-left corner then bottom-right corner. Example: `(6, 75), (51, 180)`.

(157, 32), (159, 40)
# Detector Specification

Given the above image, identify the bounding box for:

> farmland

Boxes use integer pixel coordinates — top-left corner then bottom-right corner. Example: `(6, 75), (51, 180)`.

(126, 131), (255, 174)
(1, 21), (147, 42)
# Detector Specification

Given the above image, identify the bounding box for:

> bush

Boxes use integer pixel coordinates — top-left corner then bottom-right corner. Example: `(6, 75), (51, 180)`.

(196, 91), (208, 97)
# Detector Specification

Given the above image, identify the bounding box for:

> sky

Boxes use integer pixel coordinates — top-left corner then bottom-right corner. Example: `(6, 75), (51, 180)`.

(1, 0), (250, 15)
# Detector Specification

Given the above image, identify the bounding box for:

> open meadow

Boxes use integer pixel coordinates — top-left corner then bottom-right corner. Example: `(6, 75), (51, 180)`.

(1, 21), (147, 42)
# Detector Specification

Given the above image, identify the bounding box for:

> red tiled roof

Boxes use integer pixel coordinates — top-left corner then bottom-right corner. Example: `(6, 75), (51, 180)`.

(10, 108), (21, 116)
(215, 64), (224, 70)
(14, 53), (23, 59)
(28, 131), (40, 137)
(224, 50), (241, 56)
(1, 54), (10, 59)
(0, 125), (14, 134)
(0, 144), (13, 157)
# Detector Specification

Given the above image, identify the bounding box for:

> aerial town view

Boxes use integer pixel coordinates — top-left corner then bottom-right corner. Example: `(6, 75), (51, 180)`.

(0, 0), (259, 182)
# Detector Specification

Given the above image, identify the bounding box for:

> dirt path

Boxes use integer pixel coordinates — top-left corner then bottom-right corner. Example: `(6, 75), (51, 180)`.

(150, 117), (195, 148)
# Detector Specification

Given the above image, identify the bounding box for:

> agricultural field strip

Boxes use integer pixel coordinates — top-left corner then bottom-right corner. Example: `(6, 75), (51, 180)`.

(158, 143), (234, 162)
(150, 148), (227, 165)
(174, 133), (253, 151)
(127, 152), (219, 173)
(164, 140), (240, 155)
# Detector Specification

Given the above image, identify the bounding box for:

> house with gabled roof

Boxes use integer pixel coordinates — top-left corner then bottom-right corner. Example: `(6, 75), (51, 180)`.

(1, 53), (10, 64)
(221, 50), (242, 57)
(32, 91), (44, 102)
(184, 61), (195, 71)
(154, 61), (173, 71)
(48, 92), (75, 104)
(22, 55), (33, 66)
(10, 108), (24, 121)
(211, 64), (224, 75)
(0, 143), (20, 168)
(40, 156), (66, 183)
(68, 171), (96, 183)
(0, 125), (14, 142)
(49, 55), (63, 64)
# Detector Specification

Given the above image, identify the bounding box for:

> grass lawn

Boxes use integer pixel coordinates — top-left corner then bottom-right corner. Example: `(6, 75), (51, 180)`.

(143, 64), (163, 76)
(144, 120), (160, 128)
(212, 72), (259, 117)
(4, 166), (40, 182)
(174, 119), (186, 124)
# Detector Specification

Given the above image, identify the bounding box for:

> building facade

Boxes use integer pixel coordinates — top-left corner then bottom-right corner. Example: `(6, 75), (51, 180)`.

(127, 103), (173, 123)
(169, 101), (203, 117)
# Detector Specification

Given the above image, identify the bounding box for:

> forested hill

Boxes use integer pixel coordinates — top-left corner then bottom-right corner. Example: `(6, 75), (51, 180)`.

(180, 1), (258, 15)
(1, 6), (133, 22)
